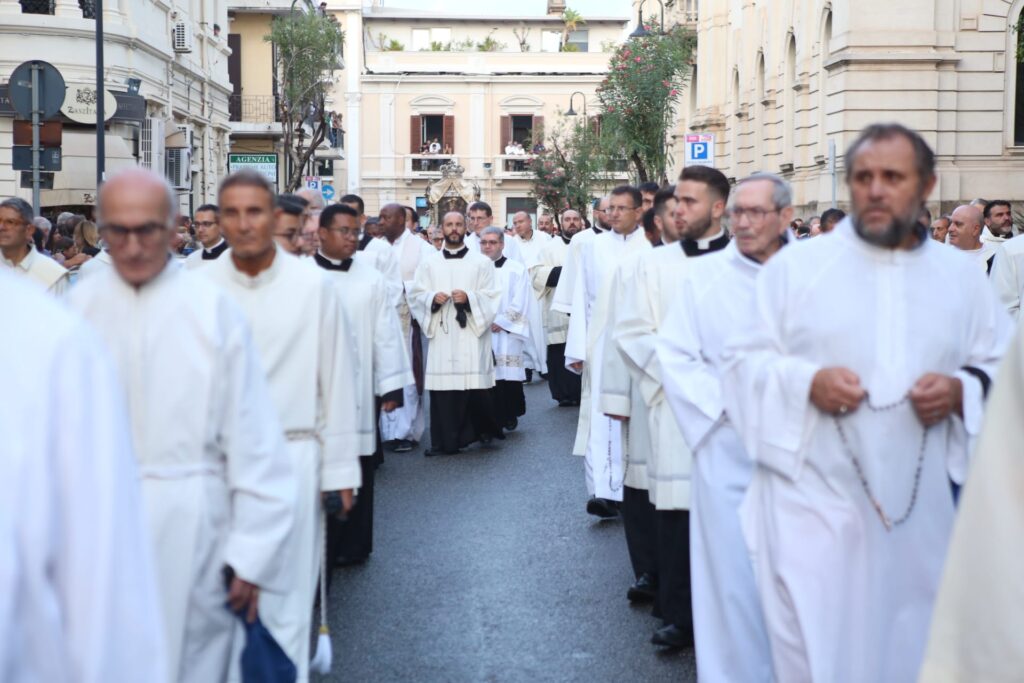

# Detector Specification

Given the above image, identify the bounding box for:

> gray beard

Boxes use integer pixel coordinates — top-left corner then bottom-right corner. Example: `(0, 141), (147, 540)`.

(853, 213), (919, 248)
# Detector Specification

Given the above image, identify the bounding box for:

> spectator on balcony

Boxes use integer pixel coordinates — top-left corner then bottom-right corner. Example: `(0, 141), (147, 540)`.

(505, 140), (517, 156)
(429, 139), (442, 154)
(443, 144), (453, 155)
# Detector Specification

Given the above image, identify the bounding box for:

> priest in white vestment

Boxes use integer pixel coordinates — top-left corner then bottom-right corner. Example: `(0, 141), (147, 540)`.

(0, 197), (69, 295)
(949, 204), (998, 275)
(315, 203), (414, 566)
(990, 233), (1024, 320)
(380, 203), (436, 451)
(603, 169), (731, 650)
(511, 210), (550, 375)
(409, 211), (502, 455)
(204, 171), (361, 683)
(722, 125), (1013, 683)
(531, 209), (584, 406)
(658, 174), (789, 680)
(550, 196), (610, 316)
(1, 267), (167, 683)
(918, 323), (1024, 683)
(979, 198), (1018, 247)
(465, 200), (525, 263)
(480, 226), (531, 431)
(565, 186), (651, 516)
(184, 203), (229, 269)
(70, 169), (295, 683)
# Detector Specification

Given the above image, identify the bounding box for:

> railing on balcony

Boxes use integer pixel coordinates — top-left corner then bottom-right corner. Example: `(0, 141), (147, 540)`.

(228, 95), (281, 124)
(18, 0), (95, 15)
(406, 154), (457, 175)
(496, 154), (536, 177)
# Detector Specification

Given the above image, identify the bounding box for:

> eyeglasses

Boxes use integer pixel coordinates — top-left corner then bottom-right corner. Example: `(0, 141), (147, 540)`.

(194, 221), (218, 229)
(99, 222), (167, 246)
(274, 229), (300, 242)
(321, 227), (361, 238)
(607, 205), (638, 213)
(728, 207), (781, 223)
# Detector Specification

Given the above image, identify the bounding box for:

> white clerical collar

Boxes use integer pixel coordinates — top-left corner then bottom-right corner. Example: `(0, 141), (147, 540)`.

(696, 228), (727, 250)
(316, 249), (347, 267)
(608, 226), (641, 242)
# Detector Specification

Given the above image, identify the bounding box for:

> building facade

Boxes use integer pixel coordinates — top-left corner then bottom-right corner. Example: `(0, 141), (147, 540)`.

(0, 0), (232, 216)
(683, 0), (1024, 215)
(325, 0), (630, 225)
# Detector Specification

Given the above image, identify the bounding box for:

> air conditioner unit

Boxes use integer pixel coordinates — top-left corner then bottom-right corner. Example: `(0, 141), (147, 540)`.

(140, 118), (166, 172)
(166, 147), (192, 189)
(176, 123), (194, 149)
(172, 21), (193, 53)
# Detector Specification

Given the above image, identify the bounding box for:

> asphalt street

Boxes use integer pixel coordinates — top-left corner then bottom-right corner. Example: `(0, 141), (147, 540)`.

(323, 380), (697, 683)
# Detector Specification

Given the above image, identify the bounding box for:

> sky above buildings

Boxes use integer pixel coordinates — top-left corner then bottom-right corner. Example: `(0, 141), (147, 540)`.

(383, 0), (632, 17)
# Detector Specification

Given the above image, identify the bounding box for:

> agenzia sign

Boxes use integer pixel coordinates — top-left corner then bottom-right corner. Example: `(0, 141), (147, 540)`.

(684, 133), (715, 168)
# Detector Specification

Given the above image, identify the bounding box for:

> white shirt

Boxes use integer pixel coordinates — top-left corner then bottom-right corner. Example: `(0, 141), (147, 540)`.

(1, 245), (68, 294)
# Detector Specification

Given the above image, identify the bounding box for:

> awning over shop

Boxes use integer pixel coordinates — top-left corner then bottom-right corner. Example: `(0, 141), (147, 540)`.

(40, 130), (136, 207)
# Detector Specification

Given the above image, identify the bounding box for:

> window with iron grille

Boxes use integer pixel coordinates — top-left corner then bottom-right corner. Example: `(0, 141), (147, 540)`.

(20, 0), (54, 14)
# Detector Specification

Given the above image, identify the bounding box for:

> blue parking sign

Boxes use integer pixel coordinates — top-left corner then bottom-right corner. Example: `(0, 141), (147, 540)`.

(691, 143), (708, 160)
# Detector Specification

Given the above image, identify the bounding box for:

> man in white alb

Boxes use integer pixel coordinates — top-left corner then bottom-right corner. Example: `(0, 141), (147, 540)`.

(315, 203), (413, 566)
(339, 194), (403, 308)
(511, 210), (550, 376)
(409, 211), (502, 455)
(185, 203), (228, 268)
(379, 202), (436, 452)
(990, 229), (1024, 320)
(723, 124), (1012, 682)
(565, 186), (651, 518)
(550, 196), (609, 317)
(465, 201), (524, 262)
(69, 168), (295, 682)
(480, 226), (532, 431)
(0, 197), (68, 294)
(1, 266), (167, 682)
(531, 208), (584, 406)
(204, 170), (361, 682)
(658, 173), (788, 679)
(949, 204), (997, 275)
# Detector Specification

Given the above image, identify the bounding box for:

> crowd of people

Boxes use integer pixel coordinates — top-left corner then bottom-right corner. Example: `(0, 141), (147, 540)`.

(2, 120), (1024, 683)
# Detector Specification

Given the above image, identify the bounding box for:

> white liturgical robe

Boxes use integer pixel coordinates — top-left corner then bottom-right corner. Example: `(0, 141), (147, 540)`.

(316, 252), (414, 456)
(551, 226), (604, 315)
(467, 228), (524, 263)
(492, 255), (531, 382)
(990, 233), (1024, 320)
(530, 235), (570, 345)
(409, 246), (501, 391)
(76, 248), (113, 280)
(381, 229), (436, 444)
(514, 231), (550, 374)
(1, 245), (68, 295)
(657, 242), (773, 683)
(204, 246), (360, 683)
(918, 325), (1024, 683)
(723, 221), (1012, 683)
(565, 227), (651, 500)
(70, 263), (295, 683)
(184, 239), (229, 270)
(0, 269), (166, 683)
(358, 235), (404, 309)
(958, 241), (997, 275)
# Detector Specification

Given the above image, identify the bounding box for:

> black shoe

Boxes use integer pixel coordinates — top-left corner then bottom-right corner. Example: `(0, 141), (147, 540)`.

(651, 623), (694, 650)
(558, 399), (574, 407)
(393, 439), (413, 453)
(425, 448), (455, 457)
(586, 496), (620, 519)
(505, 417), (518, 431)
(335, 554), (369, 568)
(627, 573), (658, 603)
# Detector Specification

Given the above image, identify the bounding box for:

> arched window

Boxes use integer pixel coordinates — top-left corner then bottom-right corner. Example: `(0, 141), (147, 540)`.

(785, 34), (797, 169)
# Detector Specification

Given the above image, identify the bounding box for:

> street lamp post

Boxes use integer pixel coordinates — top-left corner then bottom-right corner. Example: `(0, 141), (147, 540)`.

(566, 91), (587, 118)
(630, 0), (665, 39)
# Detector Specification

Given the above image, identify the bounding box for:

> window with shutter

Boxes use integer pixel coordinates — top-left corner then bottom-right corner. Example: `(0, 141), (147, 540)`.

(443, 115), (455, 153)
(531, 115), (544, 149)
(410, 115), (422, 153)
(500, 115), (511, 153)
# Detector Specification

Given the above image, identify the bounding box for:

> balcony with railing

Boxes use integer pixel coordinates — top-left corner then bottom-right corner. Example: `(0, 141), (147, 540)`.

(228, 94), (283, 136)
(494, 154), (536, 179)
(405, 154), (457, 177)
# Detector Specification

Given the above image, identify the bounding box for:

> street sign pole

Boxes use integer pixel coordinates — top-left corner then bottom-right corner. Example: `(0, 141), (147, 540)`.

(96, 0), (105, 188)
(31, 63), (41, 215)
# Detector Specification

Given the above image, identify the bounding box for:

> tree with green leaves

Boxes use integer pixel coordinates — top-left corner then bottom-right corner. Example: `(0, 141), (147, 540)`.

(529, 116), (613, 224)
(267, 8), (344, 191)
(596, 22), (696, 184)
(561, 8), (585, 51)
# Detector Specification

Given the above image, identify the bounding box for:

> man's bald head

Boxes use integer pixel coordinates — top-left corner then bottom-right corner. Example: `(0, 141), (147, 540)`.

(441, 211), (467, 248)
(512, 211), (533, 239)
(98, 167), (177, 227)
(296, 188), (325, 212)
(949, 204), (983, 251)
(379, 203), (406, 241)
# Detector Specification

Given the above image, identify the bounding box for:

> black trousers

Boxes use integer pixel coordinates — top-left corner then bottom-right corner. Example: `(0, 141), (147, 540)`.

(546, 343), (582, 403)
(656, 509), (693, 632)
(491, 379), (526, 427)
(429, 389), (501, 453)
(622, 485), (659, 580)
(327, 455), (376, 560)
